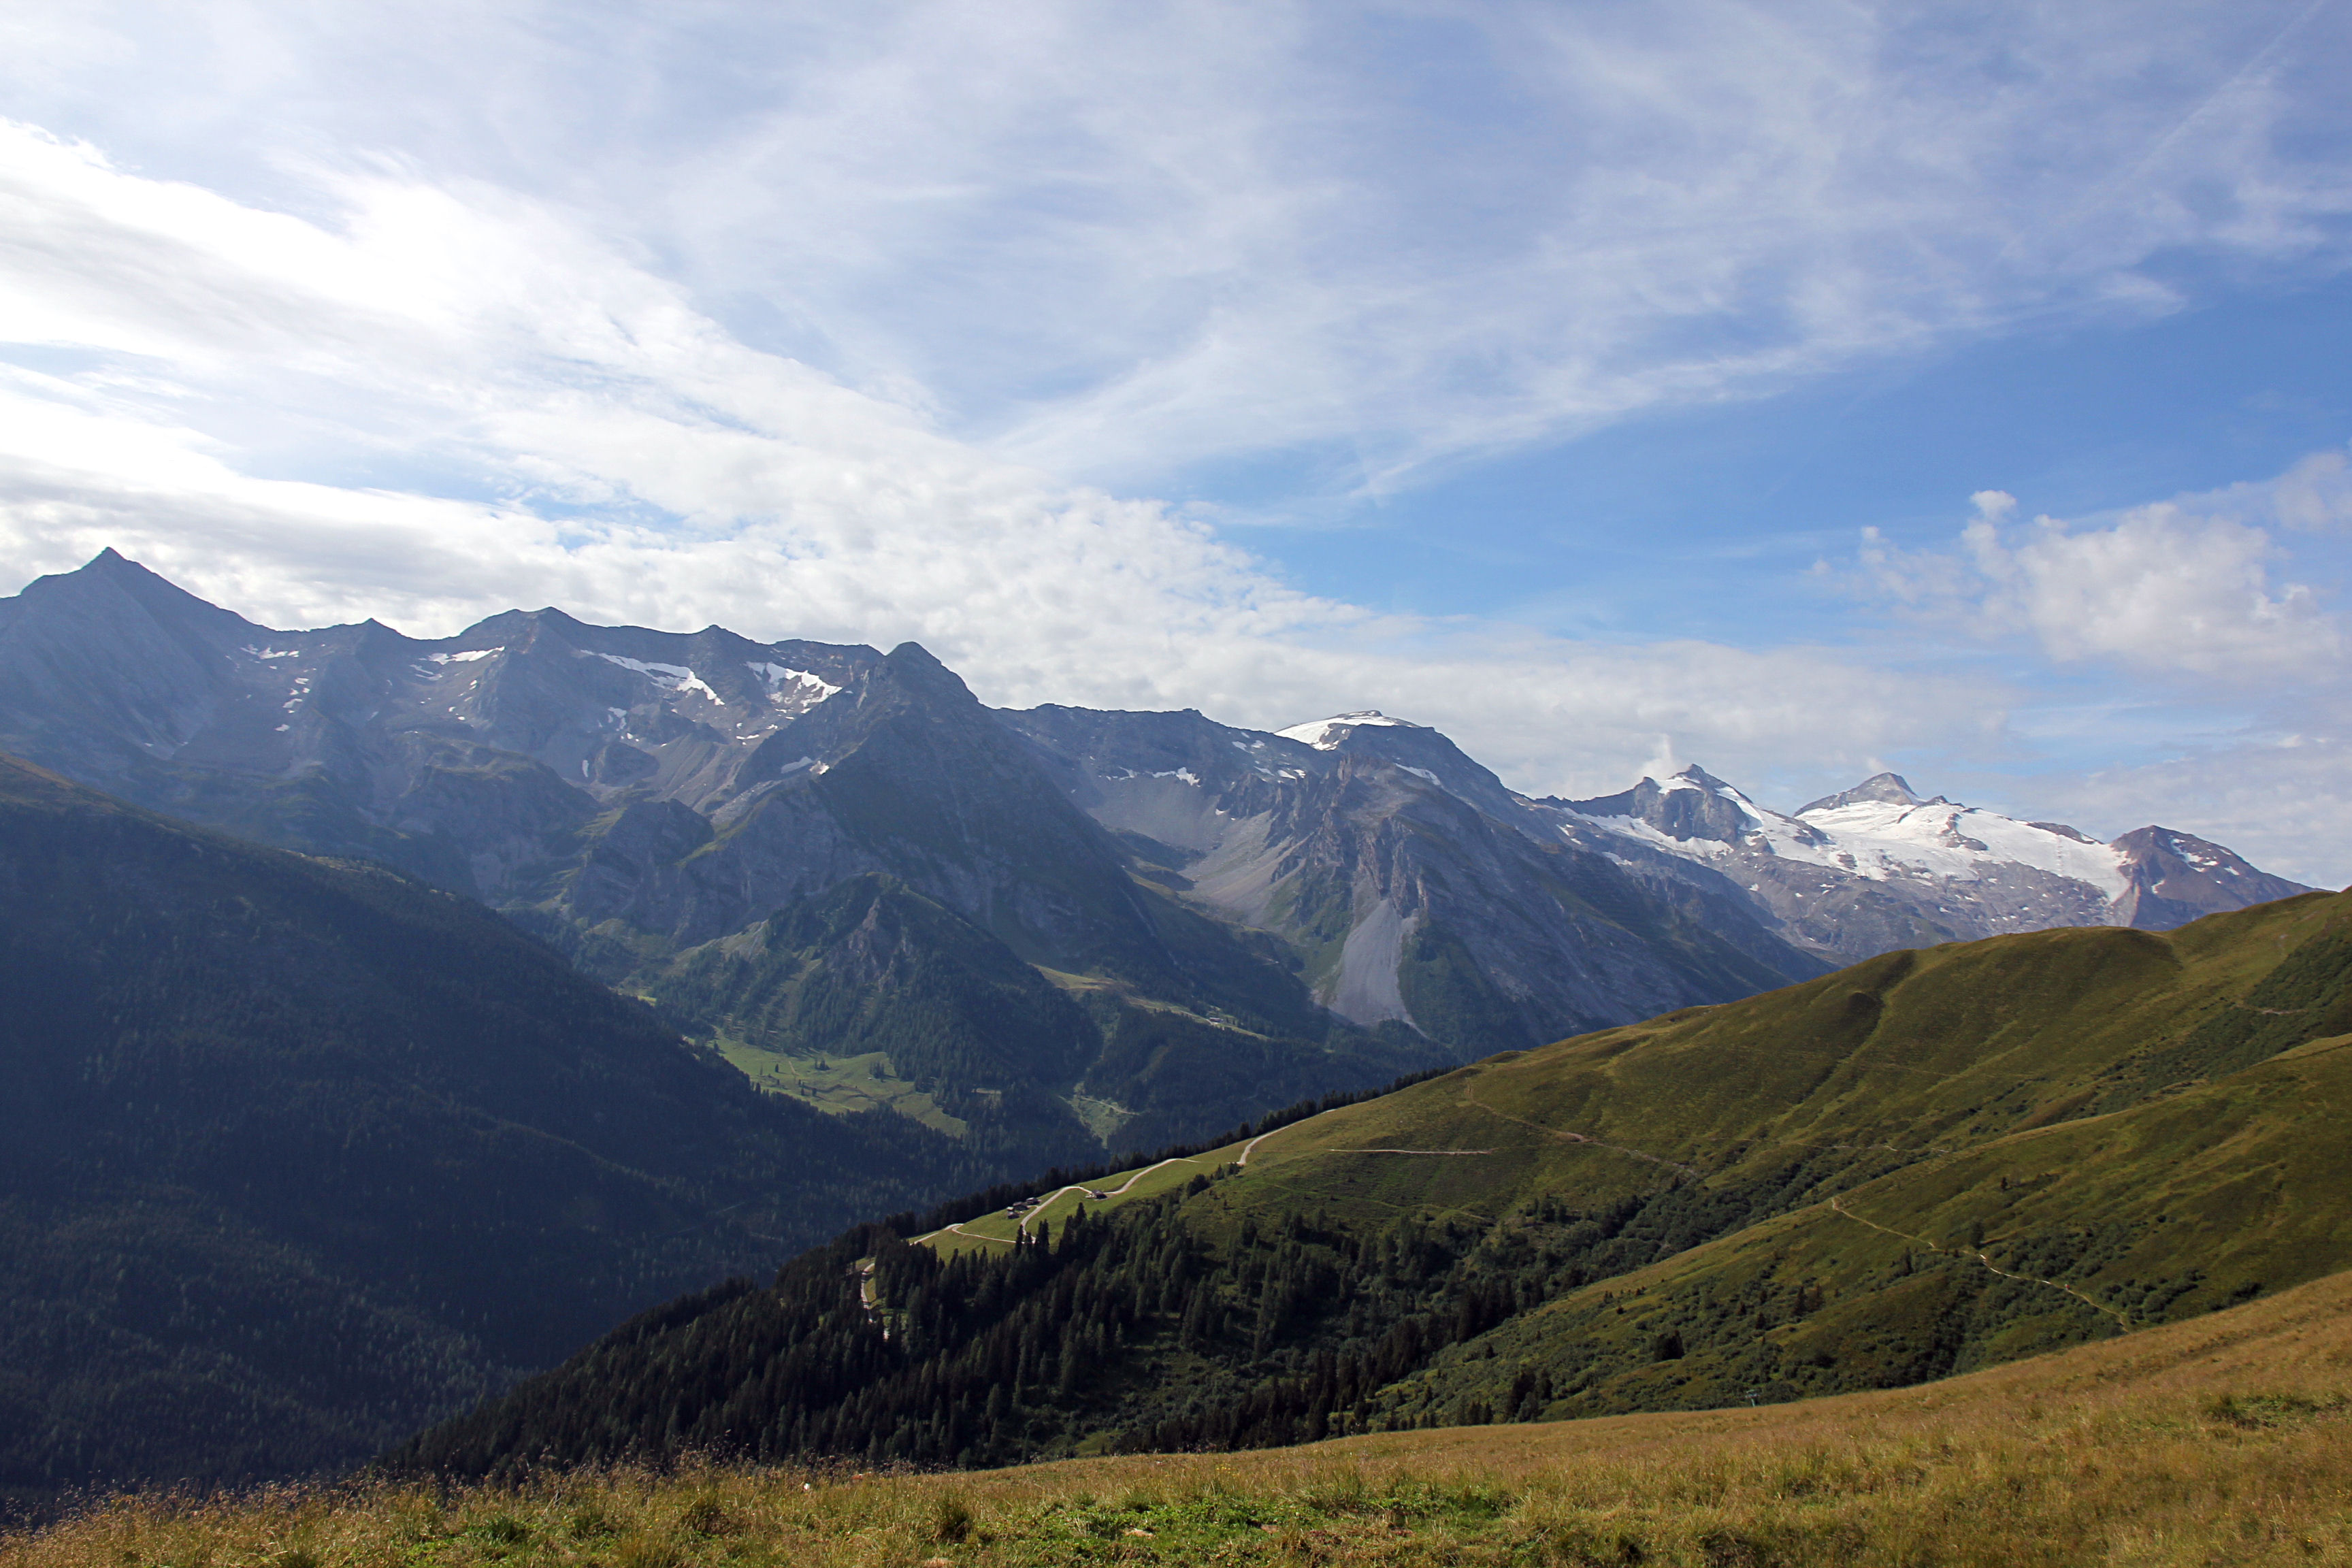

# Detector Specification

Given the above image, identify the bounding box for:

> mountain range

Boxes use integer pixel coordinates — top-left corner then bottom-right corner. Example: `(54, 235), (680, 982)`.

(0, 548), (2338, 1503)
(1556, 762), (2309, 960)
(1, 551), (2311, 1175)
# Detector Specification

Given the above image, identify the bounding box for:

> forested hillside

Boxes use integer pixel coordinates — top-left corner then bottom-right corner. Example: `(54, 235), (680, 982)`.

(0, 755), (968, 1507)
(395, 887), (2352, 1474)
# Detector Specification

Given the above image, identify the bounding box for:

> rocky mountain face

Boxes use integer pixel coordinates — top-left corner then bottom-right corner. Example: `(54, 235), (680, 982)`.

(1001, 706), (1825, 1051)
(0, 553), (1827, 1167)
(1551, 764), (2311, 962)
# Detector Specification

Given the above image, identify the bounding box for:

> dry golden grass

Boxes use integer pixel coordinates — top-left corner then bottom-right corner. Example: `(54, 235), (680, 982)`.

(13, 1271), (2351, 1568)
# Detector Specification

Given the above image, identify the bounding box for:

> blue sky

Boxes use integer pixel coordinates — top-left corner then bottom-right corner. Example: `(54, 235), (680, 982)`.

(1271, 276), (2352, 631)
(2, 2), (2350, 879)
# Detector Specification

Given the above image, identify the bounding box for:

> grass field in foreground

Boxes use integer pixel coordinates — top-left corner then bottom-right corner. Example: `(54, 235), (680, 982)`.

(16, 1270), (2349, 1568)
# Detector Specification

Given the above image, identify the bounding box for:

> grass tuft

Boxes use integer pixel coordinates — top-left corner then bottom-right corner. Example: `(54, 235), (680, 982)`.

(928, 1492), (973, 1545)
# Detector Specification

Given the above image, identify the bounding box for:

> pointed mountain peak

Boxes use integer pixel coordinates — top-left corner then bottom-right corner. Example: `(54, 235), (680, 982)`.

(74, 546), (167, 583)
(1797, 771), (1924, 815)
(885, 640), (949, 670)
(1274, 710), (1424, 750)
(1563, 762), (1767, 845)
(2107, 825), (2317, 930)
(2110, 825), (2259, 869)
(22, 549), (263, 638)
(879, 640), (979, 705)
(69, 548), (212, 596)
(1660, 763), (1741, 795)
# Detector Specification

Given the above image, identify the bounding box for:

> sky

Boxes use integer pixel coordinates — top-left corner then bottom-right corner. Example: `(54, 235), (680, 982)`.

(2, 1), (2351, 881)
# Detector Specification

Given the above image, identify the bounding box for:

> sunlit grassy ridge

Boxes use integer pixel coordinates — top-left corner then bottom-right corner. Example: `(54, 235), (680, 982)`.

(16, 1271), (2351, 1567)
(1175, 890), (2352, 1420)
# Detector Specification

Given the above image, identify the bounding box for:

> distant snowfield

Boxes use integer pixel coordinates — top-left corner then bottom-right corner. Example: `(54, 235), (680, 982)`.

(1570, 767), (2132, 900)
(1798, 798), (2131, 901)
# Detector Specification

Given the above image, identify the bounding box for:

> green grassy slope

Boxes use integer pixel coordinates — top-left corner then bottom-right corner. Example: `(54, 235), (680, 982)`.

(391, 890), (2352, 1474)
(1184, 891), (2352, 1424)
(0, 755), (970, 1505)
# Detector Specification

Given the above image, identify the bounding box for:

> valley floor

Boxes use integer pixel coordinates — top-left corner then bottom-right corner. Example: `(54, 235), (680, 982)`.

(14, 1268), (2351, 1568)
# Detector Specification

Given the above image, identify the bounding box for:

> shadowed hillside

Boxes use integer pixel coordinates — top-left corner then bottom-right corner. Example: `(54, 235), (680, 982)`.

(0, 755), (968, 1506)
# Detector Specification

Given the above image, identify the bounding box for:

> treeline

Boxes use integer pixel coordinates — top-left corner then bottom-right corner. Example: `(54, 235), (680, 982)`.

(390, 1147), (1893, 1477)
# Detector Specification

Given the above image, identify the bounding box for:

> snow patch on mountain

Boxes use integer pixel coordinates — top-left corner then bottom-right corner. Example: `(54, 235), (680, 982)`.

(1796, 796), (2131, 899)
(1566, 764), (2133, 900)
(586, 651), (725, 704)
(747, 662), (841, 704)
(1275, 710), (1424, 749)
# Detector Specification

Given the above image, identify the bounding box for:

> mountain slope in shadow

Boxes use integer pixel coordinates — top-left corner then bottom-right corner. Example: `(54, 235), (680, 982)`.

(0, 754), (963, 1504)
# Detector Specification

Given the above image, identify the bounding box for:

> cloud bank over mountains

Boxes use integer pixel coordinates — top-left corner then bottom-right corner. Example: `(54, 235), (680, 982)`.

(2, 2), (2351, 881)
(1859, 454), (2352, 679)
(0, 116), (1995, 781)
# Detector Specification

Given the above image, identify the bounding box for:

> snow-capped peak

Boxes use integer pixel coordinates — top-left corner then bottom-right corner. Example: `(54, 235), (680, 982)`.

(1565, 763), (2134, 900)
(1275, 710), (1424, 749)
(1563, 764), (1814, 854)
(1797, 772), (1925, 815)
(1762, 772), (2139, 900)
(1659, 763), (1751, 801)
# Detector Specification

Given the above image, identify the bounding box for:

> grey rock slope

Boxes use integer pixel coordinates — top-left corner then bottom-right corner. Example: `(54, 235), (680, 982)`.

(1551, 763), (2313, 962)
(2108, 825), (2312, 930)
(1000, 706), (1830, 1050)
(0, 553), (1827, 1164)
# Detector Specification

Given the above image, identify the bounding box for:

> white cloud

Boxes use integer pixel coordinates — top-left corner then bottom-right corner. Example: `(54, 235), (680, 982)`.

(2, 3), (2350, 495)
(1859, 459), (2350, 677)
(0, 119), (1993, 809)
(1844, 454), (2352, 885)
